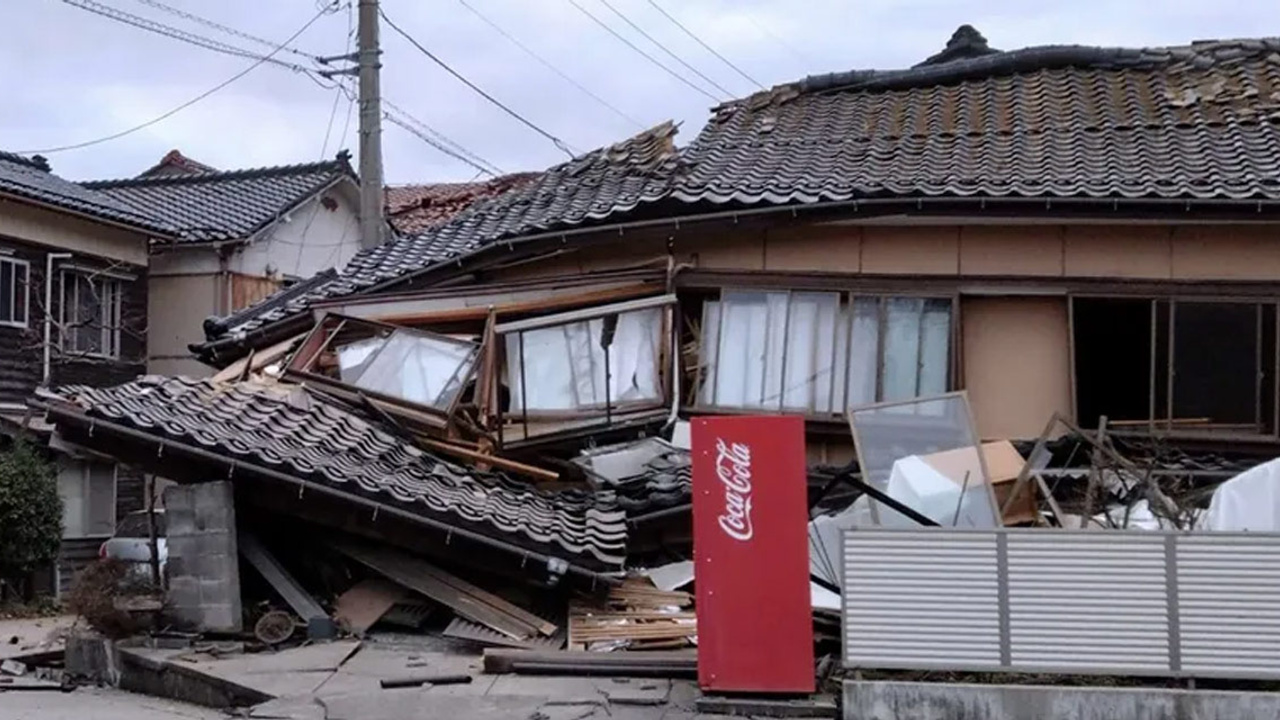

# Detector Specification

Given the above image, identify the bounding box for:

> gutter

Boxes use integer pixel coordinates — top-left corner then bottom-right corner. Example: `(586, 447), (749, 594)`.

(40, 402), (618, 587)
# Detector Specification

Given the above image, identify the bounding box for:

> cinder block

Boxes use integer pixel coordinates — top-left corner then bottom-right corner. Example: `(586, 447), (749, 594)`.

(164, 508), (197, 538)
(200, 604), (242, 633)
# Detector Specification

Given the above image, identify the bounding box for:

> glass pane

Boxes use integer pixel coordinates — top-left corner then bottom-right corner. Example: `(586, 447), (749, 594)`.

(507, 308), (663, 412)
(58, 463), (85, 538)
(0, 261), (12, 323)
(354, 330), (476, 409)
(883, 298), (924, 401)
(87, 463), (116, 537)
(918, 299), (951, 396)
(699, 301), (721, 405)
(337, 337), (384, 382)
(781, 292), (840, 412)
(848, 393), (999, 528)
(844, 297), (880, 409)
(12, 264), (24, 325)
(709, 291), (786, 408)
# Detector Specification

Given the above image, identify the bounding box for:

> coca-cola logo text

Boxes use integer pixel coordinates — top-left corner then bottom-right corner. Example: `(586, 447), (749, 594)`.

(715, 438), (754, 541)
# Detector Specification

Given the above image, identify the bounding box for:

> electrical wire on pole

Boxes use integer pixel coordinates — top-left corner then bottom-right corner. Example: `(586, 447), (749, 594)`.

(59, 0), (323, 74)
(645, 0), (763, 90)
(130, 0), (330, 61)
(380, 7), (577, 158)
(565, 0), (717, 102)
(383, 99), (503, 176)
(594, 0), (731, 97)
(456, 0), (643, 130)
(20, 6), (332, 154)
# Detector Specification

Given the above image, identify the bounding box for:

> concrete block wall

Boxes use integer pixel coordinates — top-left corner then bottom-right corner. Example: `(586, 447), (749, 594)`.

(163, 481), (242, 632)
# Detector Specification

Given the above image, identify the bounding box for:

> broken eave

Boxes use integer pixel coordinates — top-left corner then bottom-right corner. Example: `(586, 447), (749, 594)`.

(37, 398), (624, 586)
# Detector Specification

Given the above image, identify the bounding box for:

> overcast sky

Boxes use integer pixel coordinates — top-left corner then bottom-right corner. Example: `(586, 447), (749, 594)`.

(3, 0), (1276, 184)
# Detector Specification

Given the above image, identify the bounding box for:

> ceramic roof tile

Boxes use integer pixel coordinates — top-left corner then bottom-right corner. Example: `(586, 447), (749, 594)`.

(205, 32), (1280, 345)
(385, 173), (540, 235)
(53, 376), (628, 569)
(83, 154), (355, 242)
(0, 151), (174, 234)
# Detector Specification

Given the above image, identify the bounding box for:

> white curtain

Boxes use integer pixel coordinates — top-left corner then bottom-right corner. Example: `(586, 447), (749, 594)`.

(506, 307), (663, 412)
(346, 330), (476, 409)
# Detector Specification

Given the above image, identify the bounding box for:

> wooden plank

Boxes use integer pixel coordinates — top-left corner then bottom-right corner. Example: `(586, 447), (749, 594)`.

(212, 334), (304, 383)
(482, 649), (696, 675)
(334, 578), (406, 634)
(416, 438), (560, 483)
(329, 540), (555, 640)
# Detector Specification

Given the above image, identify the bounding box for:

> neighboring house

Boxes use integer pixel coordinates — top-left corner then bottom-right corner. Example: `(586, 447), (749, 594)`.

(0, 150), (173, 594)
(82, 151), (364, 376)
(196, 28), (1280, 461)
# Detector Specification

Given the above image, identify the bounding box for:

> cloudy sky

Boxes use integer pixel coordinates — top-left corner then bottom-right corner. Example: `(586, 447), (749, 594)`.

(3, 0), (1276, 184)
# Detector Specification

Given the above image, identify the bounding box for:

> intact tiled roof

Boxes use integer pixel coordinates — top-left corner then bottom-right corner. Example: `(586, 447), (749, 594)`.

(51, 376), (629, 569)
(0, 151), (174, 234)
(208, 122), (680, 338)
(675, 29), (1280, 205)
(386, 173), (540, 235)
(138, 149), (218, 178)
(82, 152), (355, 242)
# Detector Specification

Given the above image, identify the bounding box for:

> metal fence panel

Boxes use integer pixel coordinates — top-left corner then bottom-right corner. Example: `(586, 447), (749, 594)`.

(1178, 534), (1280, 676)
(842, 529), (1280, 679)
(1006, 531), (1169, 673)
(843, 530), (1001, 669)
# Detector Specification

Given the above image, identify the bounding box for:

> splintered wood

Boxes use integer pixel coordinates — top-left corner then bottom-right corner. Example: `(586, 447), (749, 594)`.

(568, 578), (696, 651)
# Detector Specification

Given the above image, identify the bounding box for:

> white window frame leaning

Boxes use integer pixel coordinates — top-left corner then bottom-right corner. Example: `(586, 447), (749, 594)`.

(0, 256), (30, 328)
(59, 270), (123, 358)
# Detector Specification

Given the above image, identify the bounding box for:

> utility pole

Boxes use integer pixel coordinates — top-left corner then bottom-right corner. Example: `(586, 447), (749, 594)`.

(357, 0), (385, 248)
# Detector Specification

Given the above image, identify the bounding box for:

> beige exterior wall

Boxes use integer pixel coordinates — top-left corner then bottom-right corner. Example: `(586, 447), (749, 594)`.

(488, 222), (1280, 284)
(148, 273), (220, 377)
(961, 297), (1073, 440)
(0, 198), (150, 264)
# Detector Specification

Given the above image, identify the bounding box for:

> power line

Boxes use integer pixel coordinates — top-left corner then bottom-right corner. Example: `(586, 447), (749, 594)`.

(59, 0), (319, 74)
(456, 0), (644, 130)
(565, 0), (717, 102)
(745, 13), (819, 67)
(379, 7), (577, 159)
(385, 114), (500, 178)
(645, 0), (764, 91)
(594, 0), (731, 97)
(383, 99), (503, 176)
(20, 7), (331, 155)
(131, 0), (328, 61)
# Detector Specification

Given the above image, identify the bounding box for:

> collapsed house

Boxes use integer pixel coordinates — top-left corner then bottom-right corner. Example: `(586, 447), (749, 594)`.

(23, 26), (1280, 673)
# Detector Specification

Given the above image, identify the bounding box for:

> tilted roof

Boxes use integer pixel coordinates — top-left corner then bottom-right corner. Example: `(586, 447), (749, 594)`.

(0, 151), (174, 234)
(83, 153), (355, 242)
(50, 376), (628, 569)
(203, 29), (1280, 349)
(205, 122), (680, 339)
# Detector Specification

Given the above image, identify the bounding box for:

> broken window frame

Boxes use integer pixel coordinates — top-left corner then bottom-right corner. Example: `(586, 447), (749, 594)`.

(692, 288), (957, 419)
(494, 294), (676, 446)
(1070, 294), (1280, 439)
(284, 313), (482, 427)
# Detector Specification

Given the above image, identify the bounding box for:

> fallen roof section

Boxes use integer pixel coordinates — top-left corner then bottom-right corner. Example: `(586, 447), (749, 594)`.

(385, 173), (541, 235)
(41, 376), (628, 574)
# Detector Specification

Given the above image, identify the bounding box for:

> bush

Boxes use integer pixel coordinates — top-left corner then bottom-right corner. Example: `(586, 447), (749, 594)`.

(66, 558), (140, 638)
(0, 440), (63, 597)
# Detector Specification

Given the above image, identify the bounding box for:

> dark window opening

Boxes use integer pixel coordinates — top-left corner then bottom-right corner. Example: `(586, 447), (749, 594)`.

(1073, 297), (1279, 435)
(1073, 298), (1152, 429)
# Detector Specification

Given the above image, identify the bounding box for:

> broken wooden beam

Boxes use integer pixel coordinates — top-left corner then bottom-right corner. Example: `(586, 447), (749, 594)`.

(334, 578), (407, 635)
(329, 539), (556, 640)
(238, 529), (335, 639)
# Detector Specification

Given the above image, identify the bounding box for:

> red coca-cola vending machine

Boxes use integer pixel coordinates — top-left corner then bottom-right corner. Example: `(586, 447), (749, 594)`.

(692, 415), (814, 693)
